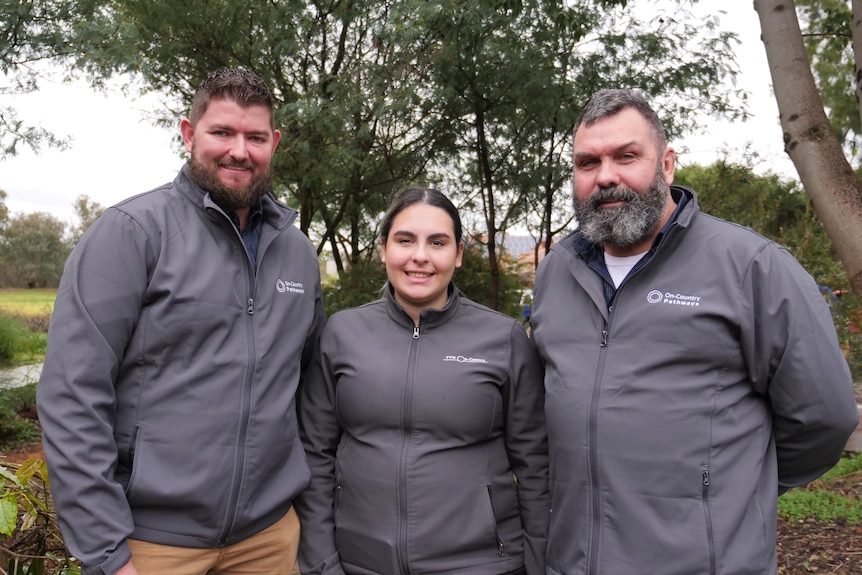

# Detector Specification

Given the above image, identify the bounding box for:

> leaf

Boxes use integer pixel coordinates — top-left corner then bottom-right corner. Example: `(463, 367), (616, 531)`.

(0, 493), (19, 536)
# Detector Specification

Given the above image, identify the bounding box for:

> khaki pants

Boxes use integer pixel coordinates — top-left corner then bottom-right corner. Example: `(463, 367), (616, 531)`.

(127, 507), (300, 575)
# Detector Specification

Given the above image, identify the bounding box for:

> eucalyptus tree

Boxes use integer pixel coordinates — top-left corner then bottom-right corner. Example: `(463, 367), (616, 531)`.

(409, 0), (743, 307)
(42, 0), (745, 307)
(68, 0), (438, 270)
(756, 0), (862, 296)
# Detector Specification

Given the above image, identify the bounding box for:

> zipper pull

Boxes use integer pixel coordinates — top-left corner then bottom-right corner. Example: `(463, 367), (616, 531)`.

(497, 539), (504, 556)
(412, 326), (420, 339)
(600, 330), (608, 347)
(247, 298), (254, 315)
(702, 470), (710, 487)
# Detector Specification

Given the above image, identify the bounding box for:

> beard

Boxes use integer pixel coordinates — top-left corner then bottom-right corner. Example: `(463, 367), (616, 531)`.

(187, 145), (273, 211)
(574, 167), (670, 251)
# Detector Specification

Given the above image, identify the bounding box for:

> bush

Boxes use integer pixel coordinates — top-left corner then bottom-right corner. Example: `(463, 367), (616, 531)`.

(0, 384), (39, 450)
(0, 315), (46, 368)
(778, 453), (862, 524)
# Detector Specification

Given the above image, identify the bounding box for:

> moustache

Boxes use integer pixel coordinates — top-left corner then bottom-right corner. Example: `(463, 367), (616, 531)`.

(587, 185), (639, 209)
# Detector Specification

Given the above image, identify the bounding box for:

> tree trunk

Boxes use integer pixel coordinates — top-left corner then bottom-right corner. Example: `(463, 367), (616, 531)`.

(755, 0), (862, 295)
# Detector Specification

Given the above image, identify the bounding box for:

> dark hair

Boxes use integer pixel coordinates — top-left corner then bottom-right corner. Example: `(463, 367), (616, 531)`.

(189, 67), (276, 129)
(380, 187), (463, 244)
(574, 89), (667, 151)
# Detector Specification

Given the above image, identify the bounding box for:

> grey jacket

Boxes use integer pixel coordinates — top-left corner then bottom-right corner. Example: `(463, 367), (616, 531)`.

(531, 187), (858, 575)
(296, 285), (549, 575)
(37, 164), (325, 575)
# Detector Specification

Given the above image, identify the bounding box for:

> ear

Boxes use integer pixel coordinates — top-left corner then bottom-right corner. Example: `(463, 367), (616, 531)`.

(454, 241), (464, 269)
(661, 147), (676, 185)
(380, 239), (387, 264)
(271, 129), (281, 154)
(180, 119), (195, 153)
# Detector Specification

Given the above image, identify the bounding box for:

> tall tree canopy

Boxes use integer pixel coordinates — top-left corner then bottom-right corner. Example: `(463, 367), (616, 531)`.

(9, 0), (744, 307)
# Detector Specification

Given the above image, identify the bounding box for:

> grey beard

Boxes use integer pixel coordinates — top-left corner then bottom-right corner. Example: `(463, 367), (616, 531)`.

(575, 173), (669, 250)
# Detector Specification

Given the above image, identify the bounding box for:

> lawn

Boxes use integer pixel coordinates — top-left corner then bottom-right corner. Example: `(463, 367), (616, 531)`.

(0, 289), (56, 318)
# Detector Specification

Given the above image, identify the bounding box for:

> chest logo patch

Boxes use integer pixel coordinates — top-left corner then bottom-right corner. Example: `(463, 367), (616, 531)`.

(647, 289), (701, 307)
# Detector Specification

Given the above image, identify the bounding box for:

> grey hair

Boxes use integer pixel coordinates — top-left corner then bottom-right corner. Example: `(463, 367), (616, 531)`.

(574, 89), (667, 151)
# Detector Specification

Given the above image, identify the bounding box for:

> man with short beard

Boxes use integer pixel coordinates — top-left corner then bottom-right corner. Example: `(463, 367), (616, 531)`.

(38, 68), (325, 575)
(530, 89), (858, 575)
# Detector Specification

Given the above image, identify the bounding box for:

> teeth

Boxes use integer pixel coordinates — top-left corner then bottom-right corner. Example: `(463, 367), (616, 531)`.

(408, 272), (431, 278)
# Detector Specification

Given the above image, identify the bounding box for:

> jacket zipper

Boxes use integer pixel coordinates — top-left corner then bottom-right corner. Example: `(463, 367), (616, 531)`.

(217, 210), (269, 544)
(588, 320), (610, 573)
(702, 468), (716, 575)
(397, 324), (421, 574)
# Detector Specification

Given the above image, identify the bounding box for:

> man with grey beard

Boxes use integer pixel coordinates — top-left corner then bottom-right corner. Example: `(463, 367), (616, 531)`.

(38, 68), (325, 575)
(530, 89), (857, 575)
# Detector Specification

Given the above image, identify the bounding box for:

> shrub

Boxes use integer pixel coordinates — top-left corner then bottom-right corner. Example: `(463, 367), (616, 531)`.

(0, 384), (39, 450)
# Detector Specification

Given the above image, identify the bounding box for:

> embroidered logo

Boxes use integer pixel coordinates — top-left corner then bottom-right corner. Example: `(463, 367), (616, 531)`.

(647, 289), (701, 307)
(276, 279), (305, 294)
(444, 355), (488, 364)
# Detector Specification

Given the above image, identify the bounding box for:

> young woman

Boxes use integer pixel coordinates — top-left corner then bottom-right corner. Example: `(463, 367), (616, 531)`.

(296, 187), (549, 575)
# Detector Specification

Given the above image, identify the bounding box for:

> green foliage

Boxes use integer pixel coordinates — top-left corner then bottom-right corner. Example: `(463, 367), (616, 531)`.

(778, 453), (862, 524)
(0, 459), (81, 575)
(36, 0), (744, 302)
(322, 258), (387, 317)
(0, 316), (46, 368)
(0, 384), (39, 450)
(455, 242), (524, 319)
(0, 213), (70, 290)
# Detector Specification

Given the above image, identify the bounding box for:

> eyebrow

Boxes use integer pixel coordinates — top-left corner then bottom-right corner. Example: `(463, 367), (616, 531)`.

(392, 230), (452, 240)
(574, 140), (641, 160)
(208, 124), (271, 137)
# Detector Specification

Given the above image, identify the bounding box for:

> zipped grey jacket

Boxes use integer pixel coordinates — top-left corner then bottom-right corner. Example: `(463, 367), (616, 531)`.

(37, 164), (325, 575)
(531, 187), (858, 575)
(296, 285), (549, 575)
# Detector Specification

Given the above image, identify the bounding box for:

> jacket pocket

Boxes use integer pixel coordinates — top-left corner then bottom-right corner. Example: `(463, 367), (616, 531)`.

(701, 466), (716, 575)
(486, 485), (505, 556)
(122, 424), (141, 495)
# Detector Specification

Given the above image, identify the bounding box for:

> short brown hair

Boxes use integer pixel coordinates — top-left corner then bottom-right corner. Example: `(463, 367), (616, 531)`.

(189, 68), (276, 129)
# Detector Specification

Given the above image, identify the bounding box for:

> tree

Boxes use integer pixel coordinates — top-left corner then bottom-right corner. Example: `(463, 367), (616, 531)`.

(754, 0), (862, 296)
(795, 0), (859, 162)
(70, 194), (104, 243)
(0, 212), (69, 288)
(24, 0), (744, 309)
(0, 0), (78, 158)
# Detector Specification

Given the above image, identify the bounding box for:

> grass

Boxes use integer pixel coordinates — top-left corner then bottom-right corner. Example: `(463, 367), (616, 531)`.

(778, 452), (862, 524)
(0, 289), (55, 318)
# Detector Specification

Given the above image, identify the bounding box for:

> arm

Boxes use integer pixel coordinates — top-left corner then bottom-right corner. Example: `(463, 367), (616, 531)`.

(502, 322), (550, 575)
(294, 324), (347, 575)
(37, 210), (151, 574)
(741, 244), (858, 491)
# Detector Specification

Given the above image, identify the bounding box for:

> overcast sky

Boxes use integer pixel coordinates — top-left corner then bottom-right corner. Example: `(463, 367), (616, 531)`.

(0, 3), (796, 225)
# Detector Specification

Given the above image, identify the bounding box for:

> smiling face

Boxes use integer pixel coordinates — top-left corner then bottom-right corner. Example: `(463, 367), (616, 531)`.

(572, 107), (676, 256)
(380, 203), (464, 324)
(180, 97), (281, 211)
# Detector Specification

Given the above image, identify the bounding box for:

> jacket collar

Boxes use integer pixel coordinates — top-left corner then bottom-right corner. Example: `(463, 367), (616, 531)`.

(383, 281), (462, 330)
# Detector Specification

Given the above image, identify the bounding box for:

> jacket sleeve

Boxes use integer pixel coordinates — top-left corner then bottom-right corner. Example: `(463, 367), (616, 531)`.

(36, 209), (149, 575)
(503, 322), (550, 575)
(295, 322), (348, 575)
(740, 244), (858, 492)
